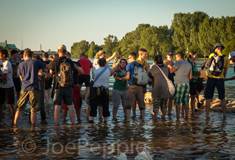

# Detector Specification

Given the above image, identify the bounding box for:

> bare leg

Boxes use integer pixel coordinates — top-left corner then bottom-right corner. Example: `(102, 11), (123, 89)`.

(104, 117), (108, 122)
(89, 116), (94, 121)
(76, 109), (81, 121)
(85, 87), (90, 101)
(176, 105), (181, 119)
(221, 99), (226, 118)
(98, 105), (103, 119)
(31, 111), (37, 125)
(14, 110), (22, 127)
(206, 99), (211, 118)
(167, 97), (173, 115)
(67, 105), (75, 124)
(190, 95), (196, 117)
(63, 109), (68, 122)
(113, 107), (118, 119)
(8, 104), (15, 125)
(131, 97), (137, 117)
(184, 105), (189, 119)
(86, 105), (90, 120)
(54, 105), (61, 125)
(140, 110), (145, 120)
(126, 109), (131, 122)
(153, 108), (159, 120)
(161, 108), (167, 120)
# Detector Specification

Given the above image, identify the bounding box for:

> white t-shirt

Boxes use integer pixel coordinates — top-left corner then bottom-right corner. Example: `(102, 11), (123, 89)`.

(93, 67), (110, 88)
(0, 60), (14, 88)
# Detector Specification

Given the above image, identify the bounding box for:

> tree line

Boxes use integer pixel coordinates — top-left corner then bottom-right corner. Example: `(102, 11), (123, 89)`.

(71, 11), (235, 59)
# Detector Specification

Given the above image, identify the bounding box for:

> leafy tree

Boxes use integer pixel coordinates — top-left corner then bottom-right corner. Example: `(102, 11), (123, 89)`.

(71, 40), (89, 58)
(223, 39), (235, 56)
(103, 35), (118, 57)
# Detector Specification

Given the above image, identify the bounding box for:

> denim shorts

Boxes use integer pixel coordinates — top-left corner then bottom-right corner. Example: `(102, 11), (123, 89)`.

(204, 77), (225, 99)
(53, 87), (73, 105)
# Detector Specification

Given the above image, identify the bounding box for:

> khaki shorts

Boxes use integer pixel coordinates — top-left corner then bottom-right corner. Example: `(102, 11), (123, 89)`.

(16, 90), (41, 112)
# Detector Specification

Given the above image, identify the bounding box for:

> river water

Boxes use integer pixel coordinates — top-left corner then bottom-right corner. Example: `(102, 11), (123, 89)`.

(0, 59), (235, 159)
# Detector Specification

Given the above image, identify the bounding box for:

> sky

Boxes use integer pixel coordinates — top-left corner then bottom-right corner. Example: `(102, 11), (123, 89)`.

(0, 0), (235, 52)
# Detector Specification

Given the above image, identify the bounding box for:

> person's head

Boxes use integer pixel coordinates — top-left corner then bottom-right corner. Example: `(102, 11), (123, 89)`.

(24, 49), (33, 58)
(138, 48), (148, 59)
(98, 58), (106, 67)
(175, 52), (184, 61)
(49, 55), (55, 61)
(154, 55), (163, 65)
(43, 52), (49, 59)
(10, 49), (18, 58)
(166, 50), (174, 61)
(80, 53), (86, 58)
(32, 55), (43, 62)
(229, 51), (235, 62)
(58, 44), (67, 56)
(120, 59), (128, 70)
(19, 50), (24, 58)
(127, 52), (137, 63)
(0, 49), (8, 60)
(188, 51), (197, 61)
(94, 50), (106, 59)
(66, 52), (71, 59)
(214, 43), (225, 53)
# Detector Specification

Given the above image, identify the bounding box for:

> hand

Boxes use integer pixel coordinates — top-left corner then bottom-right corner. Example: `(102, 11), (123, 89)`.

(113, 52), (118, 57)
(167, 65), (172, 69)
(115, 77), (121, 81)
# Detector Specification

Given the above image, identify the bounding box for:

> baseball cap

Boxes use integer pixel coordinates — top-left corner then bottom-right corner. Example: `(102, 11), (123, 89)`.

(66, 52), (71, 55)
(58, 44), (66, 50)
(214, 43), (225, 50)
(167, 50), (174, 56)
(228, 51), (235, 59)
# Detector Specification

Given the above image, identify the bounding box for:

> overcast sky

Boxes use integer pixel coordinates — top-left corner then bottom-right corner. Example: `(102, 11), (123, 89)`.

(1, 0), (235, 52)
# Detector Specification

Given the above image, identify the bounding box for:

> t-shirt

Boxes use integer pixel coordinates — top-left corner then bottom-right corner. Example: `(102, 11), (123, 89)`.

(136, 58), (148, 70)
(18, 59), (46, 91)
(113, 72), (128, 91)
(8, 57), (21, 78)
(207, 52), (230, 79)
(188, 61), (197, 83)
(77, 58), (93, 75)
(126, 61), (140, 86)
(73, 61), (81, 86)
(93, 67), (110, 88)
(0, 60), (14, 88)
(49, 57), (74, 89)
(174, 60), (192, 84)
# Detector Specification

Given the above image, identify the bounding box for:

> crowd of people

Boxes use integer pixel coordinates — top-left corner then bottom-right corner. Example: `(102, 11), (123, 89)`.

(0, 43), (234, 127)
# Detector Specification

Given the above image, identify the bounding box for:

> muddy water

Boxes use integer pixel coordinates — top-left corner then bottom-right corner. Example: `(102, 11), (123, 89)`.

(0, 101), (235, 160)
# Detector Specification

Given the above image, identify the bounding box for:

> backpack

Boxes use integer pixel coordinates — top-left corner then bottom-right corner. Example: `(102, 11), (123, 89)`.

(57, 59), (73, 87)
(131, 61), (148, 85)
(208, 53), (225, 76)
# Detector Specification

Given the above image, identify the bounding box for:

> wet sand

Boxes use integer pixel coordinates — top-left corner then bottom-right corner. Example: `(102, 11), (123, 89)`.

(0, 100), (235, 160)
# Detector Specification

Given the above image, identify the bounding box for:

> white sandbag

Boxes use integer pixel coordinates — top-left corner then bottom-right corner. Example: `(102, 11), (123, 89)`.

(134, 148), (153, 160)
(117, 153), (127, 160)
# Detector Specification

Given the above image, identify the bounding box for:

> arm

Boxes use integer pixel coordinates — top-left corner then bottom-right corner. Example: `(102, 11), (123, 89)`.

(189, 70), (192, 80)
(118, 72), (130, 80)
(168, 65), (178, 74)
(106, 52), (117, 63)
(0, 73), (7, 81)
(45, 64), (49, 69)
(19, 75), (23, 81)
(225, 76), (235, 81)
(74, 64), (84, 75)
(146, 66), (149, 75)
(49, 70), (54, 77)
(224, 67), (228, 77)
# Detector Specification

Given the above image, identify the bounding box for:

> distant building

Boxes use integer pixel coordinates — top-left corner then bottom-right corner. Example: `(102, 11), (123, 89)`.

(0, 40), (18, 50)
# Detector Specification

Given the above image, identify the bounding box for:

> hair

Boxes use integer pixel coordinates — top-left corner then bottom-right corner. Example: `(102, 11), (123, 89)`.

(32, 55), (43, 62)
(128, 52), (137, 60)
(94, 50), (106, 59)
(98, 58), (106, 67)
(20, 50), (24, 55)
(58, 49), (66, 54)
(43, 52), (49, 58)
(80, 53), (86, 58)
(0, 49), (8, 58)
(24, 49), (33, 58)
(120, 58), (128, 70)
(10, 49), (18, 56)
(154, 55), (163, 65)
(139, 48), (147, 53)
(176, 52), (184, 59)
(187, 51), (197, 62)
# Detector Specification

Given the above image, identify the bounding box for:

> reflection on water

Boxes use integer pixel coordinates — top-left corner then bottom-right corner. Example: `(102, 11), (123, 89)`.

(0, 101), (235, 159)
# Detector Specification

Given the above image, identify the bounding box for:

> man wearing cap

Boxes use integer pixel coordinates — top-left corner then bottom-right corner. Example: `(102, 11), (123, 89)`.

(225, 51), (235, 81)
(204, 43), (230, 118)
(164, 50), (175, 115)
(49, 45), (80, 125)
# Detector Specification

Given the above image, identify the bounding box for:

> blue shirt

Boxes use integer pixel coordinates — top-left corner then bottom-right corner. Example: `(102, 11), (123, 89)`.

(126, 61), (142, 86)
(18, 59), (46, 91)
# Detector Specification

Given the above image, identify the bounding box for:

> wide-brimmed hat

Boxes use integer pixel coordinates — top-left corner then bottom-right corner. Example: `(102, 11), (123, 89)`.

(214, 43), (225, 50)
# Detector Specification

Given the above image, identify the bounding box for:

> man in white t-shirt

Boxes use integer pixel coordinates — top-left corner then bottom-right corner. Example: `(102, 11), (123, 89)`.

(0, 49), (15, 125)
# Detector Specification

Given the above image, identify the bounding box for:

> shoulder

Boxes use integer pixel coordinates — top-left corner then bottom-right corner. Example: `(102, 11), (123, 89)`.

(209, 53), (215, 58)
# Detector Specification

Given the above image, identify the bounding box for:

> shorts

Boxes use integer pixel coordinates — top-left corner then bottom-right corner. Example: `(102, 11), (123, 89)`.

(204, 77), (225, 99)
(13, 77), (21, 92)
(190, 81), (197, 95)
(125, 85), (145, 110)
(15, 90), (40, 112)
(63, 85), (81, 110)
(53, 87), (73, 105)
(90, 87), (110, 117)
(142, 85), (147, 94)
(174, 83), (190, 105)
(112, 89), (127, 108)
(196, 81), (204, 93)
(79, 75), (90, 86)
(152, 98), (167, 109)
(0, 87), (15, 104)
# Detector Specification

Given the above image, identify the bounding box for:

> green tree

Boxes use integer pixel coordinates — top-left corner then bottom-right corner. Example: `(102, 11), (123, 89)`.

(71, 40), (89, 58)
(90, 41), (95, 58)
(223, 39), (235, 56)
(103, 35), (118, 57)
